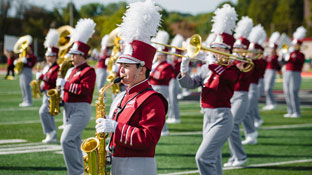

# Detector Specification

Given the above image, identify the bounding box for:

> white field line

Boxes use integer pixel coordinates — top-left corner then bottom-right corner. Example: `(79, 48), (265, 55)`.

(0, 142), (44, 148)
(0, 139), (27, 144)
(169, 123), (312, 136)
(159, 159), (312, 175)
(0, 144), (62, 155)
(0, 118), (63, 125)
(0, 107), (40, 112)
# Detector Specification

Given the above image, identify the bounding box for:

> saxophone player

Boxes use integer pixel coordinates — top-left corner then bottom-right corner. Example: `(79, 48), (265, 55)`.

(56, 19), (96, 175)
(36, 29), (60, 143)
(95, 1), (167, 174)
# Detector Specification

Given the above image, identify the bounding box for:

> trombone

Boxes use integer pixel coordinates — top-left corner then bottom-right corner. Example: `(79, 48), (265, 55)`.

(152, 34), (254, 72)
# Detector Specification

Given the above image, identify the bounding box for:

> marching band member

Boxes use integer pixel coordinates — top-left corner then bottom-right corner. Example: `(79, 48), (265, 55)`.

(96, 34), (110, 91)
(14, 35), (37, 107)
(262, 32), (281, 110)
(178, 4), (239, 175)
(242, 24), (266, 144)
(4, 49), (16, 80)
(283, 26), (306, 118)
(167, 34), (184, 124)
(150, 30), (174, 135)
(224, 16), (254, 168)
(95, 1), (167, 174)
(37, 29), (60, 143)
(254, 32), (267, 128)
(56, 18), (96, 175)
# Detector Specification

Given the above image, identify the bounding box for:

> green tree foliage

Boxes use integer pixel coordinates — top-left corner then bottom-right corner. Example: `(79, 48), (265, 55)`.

(80, 3), (105, 18)
(236, 0), (251, 16)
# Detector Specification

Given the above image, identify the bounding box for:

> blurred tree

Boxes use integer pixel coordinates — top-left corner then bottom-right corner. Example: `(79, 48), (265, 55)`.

(0, 0), (11, 42)
(272, 0), (304, 36)
(80, 3), (105, 18)
(248, 0), (278, 34)
(62, 2), (80, 27)
(236, 0), (251, 16)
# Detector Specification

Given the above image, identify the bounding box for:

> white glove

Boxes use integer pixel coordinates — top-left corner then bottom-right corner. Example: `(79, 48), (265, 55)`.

(21, 57), (27, 63)
(95, 118), (118, 133)
(180, 56), (191, 73)
(13, 60), (18, 65)
(56, 78), (66, 87)
(206, 53), (216, 65)
(36, 72), (42, 80)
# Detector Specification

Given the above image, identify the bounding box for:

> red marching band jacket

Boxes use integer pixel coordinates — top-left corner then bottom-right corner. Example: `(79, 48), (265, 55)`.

(265, 54), (281, 71)
(96, 49), (110, 69)
(172, 58), (182, 78)
(201, 63), (240, 108)
(39, 63), (59, 91)
(258, 58), (267, 79)
(149, 61), (174, 86)
(234, 65), (254, 92)
(250, 59), (266, 84)
(110, 80), (168, 157)
(24, 53), (37, 68)
(63, 62), (96, 104)
(285, 50), (305, 72)
(7, 56), (16, 66)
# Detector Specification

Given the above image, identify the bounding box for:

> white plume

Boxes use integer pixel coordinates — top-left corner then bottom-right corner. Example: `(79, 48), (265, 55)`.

(234, 16), (253, 39)
(269, 32), (280, 45)
(154, 30), (169, 44)
(119, 0), (162, 44)
(293, 26), (306, 40)
(258, 30), (267, 46)
(71, 18), (96, 43)
(101, 35), (109, 50)
(44, 29), (59, 48)
(248, 24), (265, 44)
(170, 34), (184, 48)
(205, 33), (216, 46)
(211, 4), (237, 35)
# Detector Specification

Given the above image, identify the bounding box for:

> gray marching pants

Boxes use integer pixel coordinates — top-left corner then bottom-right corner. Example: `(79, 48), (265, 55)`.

(152, 85), (169, 133)
(111, 157), (157, 175)
(39, 92), (56, 134)
(243, 83), (258, 135)
(283, 71), (302, 115)
(61, 102), (91, 175)
(258, 78), (264, 97)
(168, 78), (180, 121)
(264, 69), (277, 106)
(96, 68), (107, 91)
(19, 67), (33, 104)
(228, 91), (248, 162)
(196, 108), (233, 175)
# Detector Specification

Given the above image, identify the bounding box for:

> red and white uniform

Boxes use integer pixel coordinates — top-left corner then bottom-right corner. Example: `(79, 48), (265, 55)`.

(285, 50), (305, 72)
(24, 53), (37, 68)
(149, 61), (174, 86)
(201, 64), (240, 108)
(39, 63), (59, 91)
(110, 79), (167, 157)
(96, 50), (110, 69)
(265, 54), (281, 71)
(63, 62), (96, 104)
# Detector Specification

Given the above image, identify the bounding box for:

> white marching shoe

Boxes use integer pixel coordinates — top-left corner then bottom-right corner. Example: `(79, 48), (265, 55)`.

(42, 130), (57, 144)
(161, 130), (170, 136)
(242, 131), (258, 145)
(291, 113), (301, 118)
(223, 161), (234, 168)
(166, 118), (181, 124)
(283, 113), (292, 118)
(232, 159), (248, 167)
(262, 104), (276, 111)
(19, 102), (32, 107)
(254, 119), (263, 129)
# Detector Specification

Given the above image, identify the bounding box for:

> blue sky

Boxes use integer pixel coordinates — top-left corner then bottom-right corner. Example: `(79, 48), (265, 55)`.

(23, 0), (238, 15)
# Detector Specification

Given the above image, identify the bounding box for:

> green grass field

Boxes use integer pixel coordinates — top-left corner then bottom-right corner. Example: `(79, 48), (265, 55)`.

(0, 73), (311, 175)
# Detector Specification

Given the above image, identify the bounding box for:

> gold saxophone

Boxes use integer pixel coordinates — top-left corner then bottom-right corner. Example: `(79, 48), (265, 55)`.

(30, 79), (41, 99)
(47, 58), (73, 116)
(106, 36), (121, 95)
(13, 35), (32, 75)
(81, 77), (123, 175)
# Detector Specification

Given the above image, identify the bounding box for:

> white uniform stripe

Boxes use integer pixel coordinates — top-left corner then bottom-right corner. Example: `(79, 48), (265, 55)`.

(69, 83), (73, 93)
(130, 127), (136, 146)
(120, 125), (126, 142)
(218, 68), (225, 75)
(124, 126), (131, 144)
(74, 84), (78, 94)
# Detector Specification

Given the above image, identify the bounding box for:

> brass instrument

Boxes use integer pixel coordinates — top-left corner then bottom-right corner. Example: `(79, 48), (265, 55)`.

(47, 58), (73, 116)
(106, 27), (121, 94)
(81, 77), (123, 175)
(57, 25), (74, 64)
(30, 63), (45, 99)
(13, 35), (33, 74)
(152, 34), (254, 72)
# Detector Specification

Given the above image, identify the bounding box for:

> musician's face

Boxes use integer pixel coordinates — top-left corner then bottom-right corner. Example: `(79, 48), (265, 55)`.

(213, 47), (230, 63)
(45, 56), (57, 65)
(71, 54), (85, 66)
(119, 63), (146, 86)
